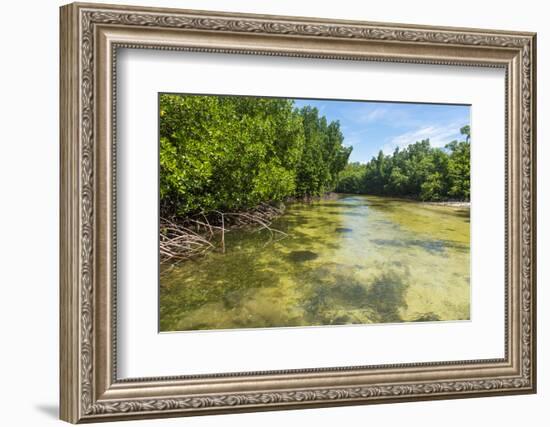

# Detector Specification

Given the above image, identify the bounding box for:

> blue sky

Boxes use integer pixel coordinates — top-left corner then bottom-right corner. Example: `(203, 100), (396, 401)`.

(293, 99), (470, 163)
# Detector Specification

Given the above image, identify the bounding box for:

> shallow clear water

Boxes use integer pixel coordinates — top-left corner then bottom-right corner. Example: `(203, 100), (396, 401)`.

(160, 195), (470, 331)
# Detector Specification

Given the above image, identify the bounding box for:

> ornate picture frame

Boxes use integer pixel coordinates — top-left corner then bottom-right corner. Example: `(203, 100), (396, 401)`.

(60, 2), (536, 423)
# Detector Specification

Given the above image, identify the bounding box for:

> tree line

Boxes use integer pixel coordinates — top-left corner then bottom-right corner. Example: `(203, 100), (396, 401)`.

(160, 94), (352, 217)
(336, 126), (470, 201)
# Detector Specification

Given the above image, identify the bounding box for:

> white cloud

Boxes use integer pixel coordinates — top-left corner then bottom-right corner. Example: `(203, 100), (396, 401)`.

(381, 123), (462, 154)
(351, 105), (422, 129)
(348, 106), (393, 125)
(360, 108), (389, 123)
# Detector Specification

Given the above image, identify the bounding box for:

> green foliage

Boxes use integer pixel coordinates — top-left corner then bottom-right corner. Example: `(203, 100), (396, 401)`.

(294, 106), (352, 196)
(335, 133), (470, 201)
(159, 94), (351, 217)
(460, 125), (471, 142)
(334, 162), (366, 194)
(160, 93), (468, 214)
(446, 139), (470, 200)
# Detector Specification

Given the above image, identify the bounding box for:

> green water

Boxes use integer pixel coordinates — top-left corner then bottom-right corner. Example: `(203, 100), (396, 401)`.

(160, 195), (470, 332)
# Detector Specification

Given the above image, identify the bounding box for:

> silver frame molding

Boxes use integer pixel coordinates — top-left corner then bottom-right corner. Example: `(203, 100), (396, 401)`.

(60, 2), (537, 423)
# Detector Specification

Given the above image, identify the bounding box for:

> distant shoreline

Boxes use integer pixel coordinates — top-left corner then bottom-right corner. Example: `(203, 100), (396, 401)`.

(381, 194), (470, 207)
(424, 200), (470, 208)
(332, 192), (470, 208)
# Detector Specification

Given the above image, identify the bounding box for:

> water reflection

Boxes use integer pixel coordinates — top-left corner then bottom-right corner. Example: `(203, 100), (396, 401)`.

(160, 194), (470, 331)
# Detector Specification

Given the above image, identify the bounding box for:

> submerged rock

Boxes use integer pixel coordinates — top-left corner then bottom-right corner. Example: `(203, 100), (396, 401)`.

(287, 250), (318, 262)
(335, 227), (353, 233)
(413, 312), (441, 322)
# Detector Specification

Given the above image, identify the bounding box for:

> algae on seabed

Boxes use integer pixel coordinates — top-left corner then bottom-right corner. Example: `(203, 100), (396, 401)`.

(160, 194), (470, 332)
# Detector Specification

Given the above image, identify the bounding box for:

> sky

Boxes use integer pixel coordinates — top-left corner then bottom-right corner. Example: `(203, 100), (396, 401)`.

(293, 98), (470, 163)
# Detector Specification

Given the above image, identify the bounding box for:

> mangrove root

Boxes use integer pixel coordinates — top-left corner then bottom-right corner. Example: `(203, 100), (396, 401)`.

(160, 203), (288, 265)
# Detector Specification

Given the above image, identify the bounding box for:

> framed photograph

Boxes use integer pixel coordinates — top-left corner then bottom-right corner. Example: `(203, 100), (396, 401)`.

(60, 2), (537, 423)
